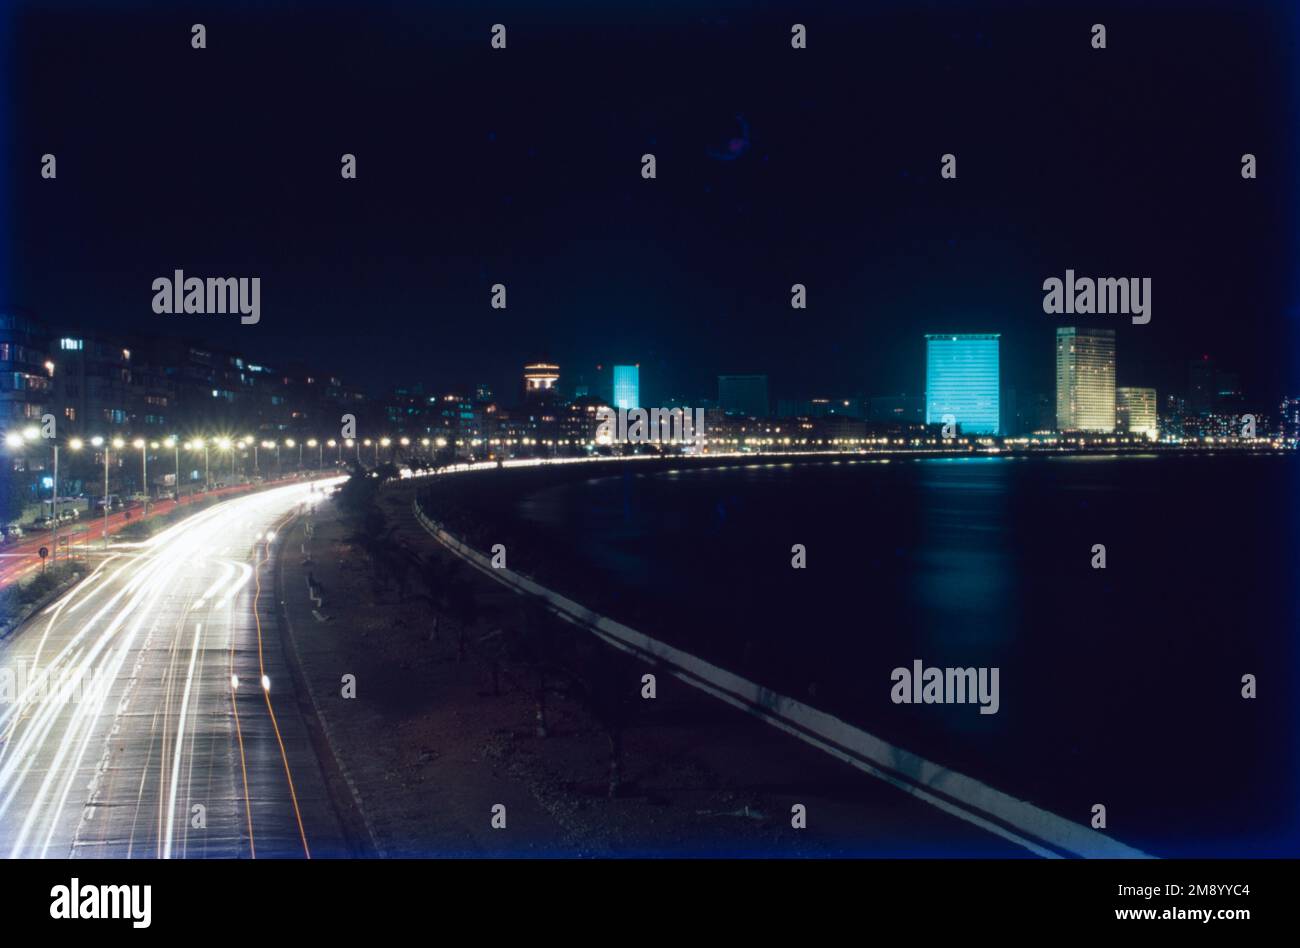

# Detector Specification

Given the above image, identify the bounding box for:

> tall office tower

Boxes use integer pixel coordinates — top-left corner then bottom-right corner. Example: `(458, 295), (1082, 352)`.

(1055, 327), (1116, 432)
(717, 374), (769, 417)
(924, 334), (1000, 435)
(612, 364), (640, 410)
(1116, 386), (1158, 439)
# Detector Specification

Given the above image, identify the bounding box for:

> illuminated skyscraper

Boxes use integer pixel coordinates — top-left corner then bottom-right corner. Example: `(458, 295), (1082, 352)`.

(924, 334), (1000, 435)
(612, 364), (640, 410)
(1055, 328), (1116, 432)
(1116, 386), (1158, 439)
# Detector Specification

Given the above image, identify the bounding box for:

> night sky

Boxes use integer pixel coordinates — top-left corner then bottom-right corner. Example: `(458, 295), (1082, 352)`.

(3, 0), (1297, 407)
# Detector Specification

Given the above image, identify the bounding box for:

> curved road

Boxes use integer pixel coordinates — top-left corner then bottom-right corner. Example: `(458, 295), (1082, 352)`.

(0, 479), (348, 858)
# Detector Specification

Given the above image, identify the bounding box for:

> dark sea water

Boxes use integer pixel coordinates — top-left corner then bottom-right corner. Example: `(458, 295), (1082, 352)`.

(511, 454), (1300, 857)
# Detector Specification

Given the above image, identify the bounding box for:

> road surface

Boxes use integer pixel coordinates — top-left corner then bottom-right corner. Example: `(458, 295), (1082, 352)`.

(0, 480), (305, 591)
(0, 479), (348, 858)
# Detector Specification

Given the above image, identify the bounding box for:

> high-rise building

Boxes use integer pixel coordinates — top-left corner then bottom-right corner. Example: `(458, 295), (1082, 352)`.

(1055, 327), (1116, 432)
(612, 364), (640, 410)
(924, 334), (1000, 435)
(0, 312), (52, 426)
(1116, 386), (1158, 439)
(718, 375), (769, 417)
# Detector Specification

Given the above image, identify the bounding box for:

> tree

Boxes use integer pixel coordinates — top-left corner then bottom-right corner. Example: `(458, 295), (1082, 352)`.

(510, 598), (564, 738)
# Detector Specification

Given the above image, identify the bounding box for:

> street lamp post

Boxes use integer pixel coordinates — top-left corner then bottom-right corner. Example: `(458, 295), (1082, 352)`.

(9, 427), (56, 562)
(90, 437), (109, 549)
(51, 440), (58, 562)
(165, 437), (179, 503)
(133, 439), (147, 518)
(215, 438), (232, 483)
(66, 437), (87, 557)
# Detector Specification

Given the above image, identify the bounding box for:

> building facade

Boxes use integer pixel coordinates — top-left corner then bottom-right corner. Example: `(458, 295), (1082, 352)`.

(612, 364), (639, 410)
(925, 334), (1000, 435)
(1116, 386), (1158, 439)
(1055, 327), (1116, 432)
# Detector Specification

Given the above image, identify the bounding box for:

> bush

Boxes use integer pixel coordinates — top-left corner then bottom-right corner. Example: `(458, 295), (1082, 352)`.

(0, 562), (85, 626)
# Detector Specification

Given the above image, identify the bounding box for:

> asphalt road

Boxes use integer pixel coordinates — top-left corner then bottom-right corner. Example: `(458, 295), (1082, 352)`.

(0, 479), (348, 858)
(0, 481), (282, 591)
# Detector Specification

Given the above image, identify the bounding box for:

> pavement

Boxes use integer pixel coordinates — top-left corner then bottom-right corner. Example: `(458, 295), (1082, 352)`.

(0, 478), (350, 858)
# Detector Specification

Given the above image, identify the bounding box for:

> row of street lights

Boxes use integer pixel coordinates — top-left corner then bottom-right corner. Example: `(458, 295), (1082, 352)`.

(2, 431), (449, 562)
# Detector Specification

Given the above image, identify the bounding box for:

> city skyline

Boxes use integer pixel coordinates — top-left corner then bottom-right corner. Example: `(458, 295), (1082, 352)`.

(3, 306), (1292, 441)
(5, 3), (1297, 408)
(1, 0), (1297, 912)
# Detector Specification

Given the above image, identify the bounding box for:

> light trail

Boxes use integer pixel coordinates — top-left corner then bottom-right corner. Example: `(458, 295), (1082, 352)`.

(162, 623), (202, 859)
(0, 477), (346, 858)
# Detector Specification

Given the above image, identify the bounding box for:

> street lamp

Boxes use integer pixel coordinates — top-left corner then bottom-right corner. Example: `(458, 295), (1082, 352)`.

(111, 436), (125, 543)
(63, 437), (87, 556)
(216, 437), (233, 483)
(90, 436), (111, 549)
(327, 438), (338, 465)
(164, 437), (179, 502)
(7, 427), (58, 563)
(132, 438), (148, 518)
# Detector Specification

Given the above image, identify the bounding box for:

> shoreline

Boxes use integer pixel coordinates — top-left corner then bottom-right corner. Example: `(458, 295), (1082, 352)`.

(272, 482), (1031, 857)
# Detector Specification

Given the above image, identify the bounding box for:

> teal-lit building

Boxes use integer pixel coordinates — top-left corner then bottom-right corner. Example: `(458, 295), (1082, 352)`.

(925, 334), (1000, 435)
(612, 364), (640, 410)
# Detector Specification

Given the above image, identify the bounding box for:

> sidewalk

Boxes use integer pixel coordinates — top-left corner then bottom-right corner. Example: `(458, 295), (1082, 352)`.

(273, 484), (1028, 857)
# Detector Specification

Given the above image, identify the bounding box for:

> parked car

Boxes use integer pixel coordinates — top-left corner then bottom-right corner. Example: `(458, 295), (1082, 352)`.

(3, 523), (23, 540)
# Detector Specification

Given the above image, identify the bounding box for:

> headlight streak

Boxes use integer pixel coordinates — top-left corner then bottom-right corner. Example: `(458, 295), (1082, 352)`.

(0, 478), (342, 857)
(162, 623), (202, 860)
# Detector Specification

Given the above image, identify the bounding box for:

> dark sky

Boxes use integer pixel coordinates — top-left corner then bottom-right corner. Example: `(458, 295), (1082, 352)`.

(4, 0), (1298, 407)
